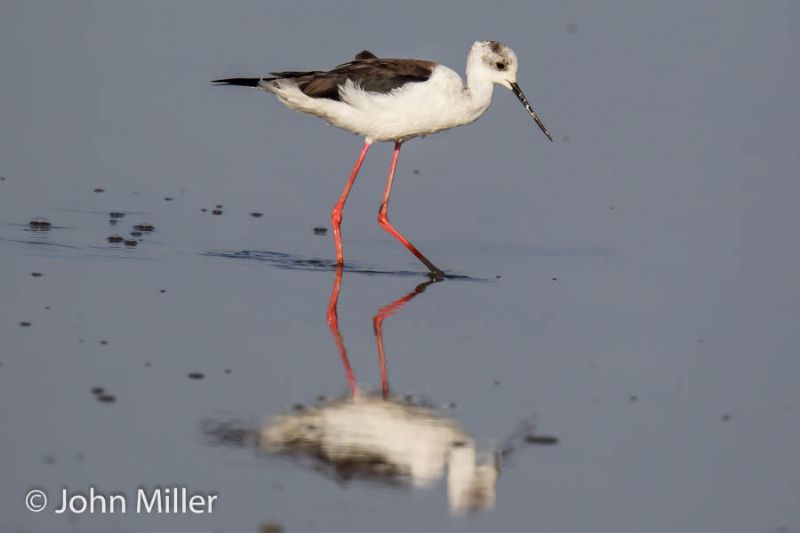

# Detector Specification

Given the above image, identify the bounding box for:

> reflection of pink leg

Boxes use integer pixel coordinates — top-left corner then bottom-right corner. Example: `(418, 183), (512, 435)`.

(326, 266), (357, 397)
(378, 142), (444, 277)
(372, 278), (440, 399)
(332, 141), (371, 265)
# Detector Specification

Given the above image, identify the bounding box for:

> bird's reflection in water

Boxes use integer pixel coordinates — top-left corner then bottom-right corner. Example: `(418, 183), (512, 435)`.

(262, 267), (498, 514)
(203, 268), (558, 515)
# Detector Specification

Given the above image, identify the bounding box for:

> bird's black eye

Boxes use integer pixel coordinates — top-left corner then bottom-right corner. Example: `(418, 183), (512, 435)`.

(496, 62), (506, 70)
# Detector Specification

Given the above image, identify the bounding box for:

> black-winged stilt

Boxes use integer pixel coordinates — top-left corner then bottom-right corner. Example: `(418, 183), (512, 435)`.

(213, 41), (552, 277)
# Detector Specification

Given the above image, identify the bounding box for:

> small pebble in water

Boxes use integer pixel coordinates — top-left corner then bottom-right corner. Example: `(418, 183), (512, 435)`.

(250, 212), (263, 218)
(216, 204), (223, 209)
(130, 231), (143, 237)
(31, 272), (43, 277)
(107, 234), (124, 243)
(313, 226), (328, 235)
(133, 223), (155, 232)
(20, 321), (32, 327)
(164, 197), (174, 201)
(159, 289), (166, 293)
(96, 394), (116, 403)
(188, 372), (205, 380)
(99, 340), (109, 346)
(413, 169), (420, 175)
(109, 219), (118, 225)
(91, 387), (105, 395)
(93, 188), (105, 193)
(109, 212), (125, 219)
(552, 277), (558, 281)
(224, 368), (232, 374)
(124, 240), (138, 247)
(201, 208), (207, 212)
(212, 209), (223, 215)
(29, 217), (52, 230)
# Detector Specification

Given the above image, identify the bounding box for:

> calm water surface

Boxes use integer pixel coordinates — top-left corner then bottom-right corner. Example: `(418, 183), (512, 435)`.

(2, 1), (799, 532)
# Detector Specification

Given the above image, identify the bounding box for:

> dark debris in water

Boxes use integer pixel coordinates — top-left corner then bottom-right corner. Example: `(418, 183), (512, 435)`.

(93, 188), (105, 193)
(133, 223), (155, 232)
(130, 231), (143, 237)
(212, 209), (223, 215)
(107, 234), (124, 243)
(109, 212), (125, 219)
(29, 217), (52, 230)
(20, 321), (32, 327)
(91, 387), (116, 403)
(525, 435), (559, 445)
(250, 212), (263, 218)
(188, 372), (205, 380)
(31, 272), (43, 277)
(313, 226), (328, 235)
(124, 240), (138, 247)
(164, 197), (174, 201)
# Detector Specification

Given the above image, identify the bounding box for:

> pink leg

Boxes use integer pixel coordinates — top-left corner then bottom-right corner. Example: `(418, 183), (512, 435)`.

(326, 266), (358, 397)
(373, 277), (440, 398)
(378, 142), (444, 277)
(332, 140), (371, 265)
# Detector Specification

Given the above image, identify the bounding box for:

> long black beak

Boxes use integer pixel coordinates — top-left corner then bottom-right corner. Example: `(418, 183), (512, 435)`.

(510, 82), (553, 142)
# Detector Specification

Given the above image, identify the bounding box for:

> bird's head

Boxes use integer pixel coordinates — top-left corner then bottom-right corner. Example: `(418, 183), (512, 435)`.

(469, 40), (552, 142)
(470, 40), (520, 88)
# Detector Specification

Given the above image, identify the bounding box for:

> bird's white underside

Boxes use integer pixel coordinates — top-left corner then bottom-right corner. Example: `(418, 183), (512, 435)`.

(262, 65), (495, 142)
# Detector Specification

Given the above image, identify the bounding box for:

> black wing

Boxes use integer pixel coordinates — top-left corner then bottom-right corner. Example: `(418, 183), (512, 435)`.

(270, 52), (435, 101)
(214, 51), (435, 101)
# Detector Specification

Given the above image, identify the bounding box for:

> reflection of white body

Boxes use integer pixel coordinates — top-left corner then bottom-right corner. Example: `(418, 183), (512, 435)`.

(261, 394), (498, 513)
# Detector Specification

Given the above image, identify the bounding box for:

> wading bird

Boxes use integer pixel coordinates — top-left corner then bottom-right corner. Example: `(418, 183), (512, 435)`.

(214, 41), (552, 277)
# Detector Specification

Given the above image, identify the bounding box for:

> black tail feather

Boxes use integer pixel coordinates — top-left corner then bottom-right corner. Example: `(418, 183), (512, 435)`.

(211, 77), (268, 87)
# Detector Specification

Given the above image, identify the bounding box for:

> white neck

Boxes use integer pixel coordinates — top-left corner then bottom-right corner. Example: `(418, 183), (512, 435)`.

(464, 59), (495, 116)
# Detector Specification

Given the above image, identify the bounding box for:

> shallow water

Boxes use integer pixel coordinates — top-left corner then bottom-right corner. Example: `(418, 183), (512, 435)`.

(2, 1), (800, 532)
